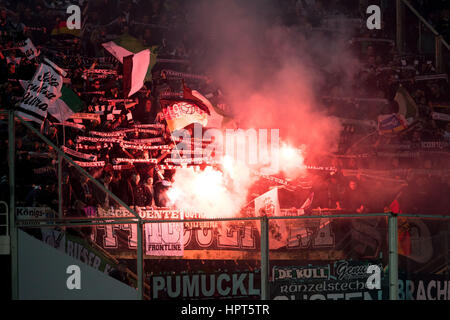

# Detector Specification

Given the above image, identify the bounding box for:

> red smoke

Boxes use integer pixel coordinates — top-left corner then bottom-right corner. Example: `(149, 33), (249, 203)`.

(165, 0), (361, 218)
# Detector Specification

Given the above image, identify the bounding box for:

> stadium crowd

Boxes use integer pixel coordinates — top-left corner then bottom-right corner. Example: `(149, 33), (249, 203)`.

(0, 0), (449, 221)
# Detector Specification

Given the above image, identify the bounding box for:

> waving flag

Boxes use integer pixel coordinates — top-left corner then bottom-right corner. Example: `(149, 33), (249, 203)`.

(395, 85), (418, 124)
(122, 50), (151, 97)
(161, 101), (208, 132)
(19, 38), (40, 60)
(377, 113), (408, 135)
(191, 90), (225, 128)
(255, 187), (286, 249)
(51, 21), (81, 37)
(254, 187), (280, 217)
(160, 84), (212, 132)
(102, 34), (158, 81)
(47, 85), (84, 122)
(16, 59), (66, 124)
(102, 41), (152, 96)
(181, 85), (211, 115)
(298, 192), (314, 214)
(101, 41), (134, 63)
(115, 34), (158, 81)
(204, 90), (236, 128)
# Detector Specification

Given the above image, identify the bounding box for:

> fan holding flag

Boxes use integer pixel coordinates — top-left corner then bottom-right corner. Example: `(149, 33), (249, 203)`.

(159, 82), (211, 132)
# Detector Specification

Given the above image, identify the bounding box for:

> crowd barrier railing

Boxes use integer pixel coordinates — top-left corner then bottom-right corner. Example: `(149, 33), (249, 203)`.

(4, 110), (450, 300)
(5, 110), (144, 299)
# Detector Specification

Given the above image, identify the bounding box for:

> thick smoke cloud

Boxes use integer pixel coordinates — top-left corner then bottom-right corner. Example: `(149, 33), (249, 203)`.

(167, 0), (362, 218)
(184, 0), (361, 155)
(168, 159), (255, 218)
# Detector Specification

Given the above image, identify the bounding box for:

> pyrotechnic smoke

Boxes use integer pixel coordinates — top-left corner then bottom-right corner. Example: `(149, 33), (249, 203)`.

(166, 0), (361, 217)
(167, 157), (256, 218)
(278, 143), (306, 179)
(183, 0), (356, 154)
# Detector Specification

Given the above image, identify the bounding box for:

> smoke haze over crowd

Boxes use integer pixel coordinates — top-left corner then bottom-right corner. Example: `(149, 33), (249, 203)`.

(163, 0), (366, 217)
(184, 0), (363, 155)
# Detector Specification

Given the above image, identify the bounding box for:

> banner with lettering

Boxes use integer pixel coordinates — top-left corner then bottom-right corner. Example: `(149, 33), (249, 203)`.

(144, 209), (183, 256)
(150, 270), (260, 300)
(16, 207), (56, 224)
(271, 260), (387, 300)
(70, 113), (101, 122)
(19, 38), (40, 60)
(16, 60), (65, 124)
(80, 206), (446, 274)
(396, 274), (450, 300)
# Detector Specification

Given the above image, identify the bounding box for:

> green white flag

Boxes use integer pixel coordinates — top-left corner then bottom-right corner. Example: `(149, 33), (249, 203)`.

(48, 85), (84, 122)
(103, 33), (158, 82)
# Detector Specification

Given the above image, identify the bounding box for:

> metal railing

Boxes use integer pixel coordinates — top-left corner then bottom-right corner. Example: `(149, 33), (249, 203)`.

(4, 110), (144, 299)
(17, 211), (450, 300)
(4, 110), (450, 300)
(397, 0), (450, 73)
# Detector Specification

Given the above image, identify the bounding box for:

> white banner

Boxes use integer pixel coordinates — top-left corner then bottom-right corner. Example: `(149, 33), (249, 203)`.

(254, 187), (280, 217)
(19, 38), (40, 60)
(16, 61), (64, 123)
(144, 209), (183, 256)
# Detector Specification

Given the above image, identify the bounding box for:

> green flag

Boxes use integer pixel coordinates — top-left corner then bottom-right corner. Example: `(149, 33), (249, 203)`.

(114, 33), (158, 81)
